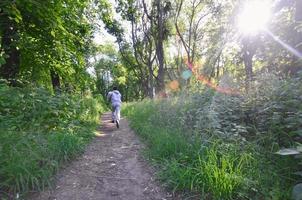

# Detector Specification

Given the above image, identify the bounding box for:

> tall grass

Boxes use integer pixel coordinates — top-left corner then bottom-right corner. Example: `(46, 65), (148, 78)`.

(123, 73), (301, 199)
(124, 102), (254, 199)
(0, 84), (105, 199)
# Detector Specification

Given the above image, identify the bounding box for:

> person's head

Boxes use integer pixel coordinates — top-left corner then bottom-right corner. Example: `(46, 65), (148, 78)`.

(113, 86), (118, 90)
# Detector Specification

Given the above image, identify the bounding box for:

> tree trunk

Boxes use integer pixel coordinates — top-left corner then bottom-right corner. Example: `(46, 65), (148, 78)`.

(147, 63), (155, 98)
(242, 37), (256, 91)
(0, 17), (20, 85)
(51, 70), (61, 92)
(155, 0), (165, 93)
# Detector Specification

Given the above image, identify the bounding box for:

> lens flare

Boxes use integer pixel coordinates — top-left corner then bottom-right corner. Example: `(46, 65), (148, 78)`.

(168, 80), (180, 91)
(266, 30), (302, 59)
(182, 70), (193, 80)
(184, 60), (240, 95)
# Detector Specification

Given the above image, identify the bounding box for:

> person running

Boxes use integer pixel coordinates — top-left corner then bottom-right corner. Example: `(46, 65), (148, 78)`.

(107, 86), (122, 128)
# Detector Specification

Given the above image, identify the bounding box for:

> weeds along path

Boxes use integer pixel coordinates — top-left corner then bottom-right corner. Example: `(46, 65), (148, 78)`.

(31, 112), (171, 200)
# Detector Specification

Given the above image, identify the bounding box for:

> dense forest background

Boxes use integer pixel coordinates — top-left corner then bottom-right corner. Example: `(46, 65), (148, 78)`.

(1, 0), (302, 199)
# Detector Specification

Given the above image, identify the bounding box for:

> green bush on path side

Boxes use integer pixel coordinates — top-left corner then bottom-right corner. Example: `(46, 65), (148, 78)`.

(123, 82), (300, 200)
(0, 84), (105, 198)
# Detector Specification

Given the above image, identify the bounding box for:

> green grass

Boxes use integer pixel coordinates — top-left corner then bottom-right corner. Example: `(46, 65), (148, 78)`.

(0, 84), (105, 199)
(123, 102), (251, 199)
(123, 99), (298, 200)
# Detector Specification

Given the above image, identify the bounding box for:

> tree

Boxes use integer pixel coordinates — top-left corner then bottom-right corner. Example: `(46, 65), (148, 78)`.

(0, 1), (21, 84)
(114, 0), (172, 98)
(0, 0), (94, 91)
(175, 0), (210, 65)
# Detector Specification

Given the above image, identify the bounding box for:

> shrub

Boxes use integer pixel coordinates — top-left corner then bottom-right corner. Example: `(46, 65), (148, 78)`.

(124, 72), (301, 199)
(0, 84), (105, 198)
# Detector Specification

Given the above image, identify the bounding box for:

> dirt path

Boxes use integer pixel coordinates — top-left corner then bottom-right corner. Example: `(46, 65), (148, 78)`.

(31, 113), (172, 200)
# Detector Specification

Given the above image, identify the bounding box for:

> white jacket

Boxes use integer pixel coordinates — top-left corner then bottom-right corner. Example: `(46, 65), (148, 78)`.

(107, 90), (122, 105)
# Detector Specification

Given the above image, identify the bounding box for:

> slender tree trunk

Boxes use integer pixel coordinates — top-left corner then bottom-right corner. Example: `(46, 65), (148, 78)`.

(243, 51), (253, 89)
(125, 86), (128, 102)
(50, 70), (61, 92)
(147, 62), (155, 98)
(242, 37), (256, 91)
(155, 0), (165, 93)
(142, 79), (149, 98)
(216, 56), (221, 78)
(0, 17), (20, 85)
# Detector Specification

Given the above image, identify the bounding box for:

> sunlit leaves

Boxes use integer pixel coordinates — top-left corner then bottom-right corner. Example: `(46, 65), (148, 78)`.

(0, 0), (94, 90)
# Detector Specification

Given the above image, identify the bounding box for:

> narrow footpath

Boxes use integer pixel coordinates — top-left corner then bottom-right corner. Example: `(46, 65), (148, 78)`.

(31, 113), (173, 200)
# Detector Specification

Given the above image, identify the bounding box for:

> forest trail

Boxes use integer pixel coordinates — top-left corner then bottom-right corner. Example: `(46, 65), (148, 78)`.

(31, 112), (172, 200)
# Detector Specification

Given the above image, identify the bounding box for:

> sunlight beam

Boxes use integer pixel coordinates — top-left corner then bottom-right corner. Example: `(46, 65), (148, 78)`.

(266, 30), (302, 59)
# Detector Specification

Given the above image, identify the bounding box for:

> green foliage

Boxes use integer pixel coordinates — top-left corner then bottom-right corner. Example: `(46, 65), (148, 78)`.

(159, 143), (253, 199)
(124, 73), (302, 199)
(0, 0), (96, 90)
(276, 142), (302, 200)
(91, 42), (143, 102)
(124, 101), (253, 199)
(0, 84), (105, 198)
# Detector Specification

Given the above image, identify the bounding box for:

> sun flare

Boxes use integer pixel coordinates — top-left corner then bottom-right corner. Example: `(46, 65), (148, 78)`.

(238, 1), (272, 35)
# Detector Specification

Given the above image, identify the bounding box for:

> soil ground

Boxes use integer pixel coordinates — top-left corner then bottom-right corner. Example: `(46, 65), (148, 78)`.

(30, 112), (175, 200)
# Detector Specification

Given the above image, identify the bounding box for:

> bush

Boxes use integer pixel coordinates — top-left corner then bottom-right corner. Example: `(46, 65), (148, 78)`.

(124, 101), (253, 199)
(0, 84), (105, 198)
(124, 73), (301, 199)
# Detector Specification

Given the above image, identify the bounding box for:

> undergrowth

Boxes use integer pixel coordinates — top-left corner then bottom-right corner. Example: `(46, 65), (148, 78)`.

(0, 84), (105, 199)
(123, 73), (301, 199)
